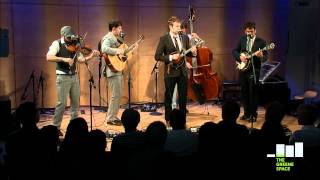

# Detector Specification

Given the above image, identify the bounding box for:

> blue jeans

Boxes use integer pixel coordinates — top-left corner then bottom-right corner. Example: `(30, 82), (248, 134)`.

(53, 74), (80, 129)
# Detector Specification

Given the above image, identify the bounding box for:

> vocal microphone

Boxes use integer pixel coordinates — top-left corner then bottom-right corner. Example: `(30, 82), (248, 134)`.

(247, 33), (253, 39)
(120, 32), (125, 39)
(69, 34), (82, 41)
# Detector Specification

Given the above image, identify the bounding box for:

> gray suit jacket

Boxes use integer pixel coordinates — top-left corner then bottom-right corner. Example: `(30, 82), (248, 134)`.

(101, 32), (123, 77)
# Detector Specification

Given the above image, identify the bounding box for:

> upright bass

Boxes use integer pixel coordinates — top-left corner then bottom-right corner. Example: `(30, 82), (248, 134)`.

(186, 5), (221, 104)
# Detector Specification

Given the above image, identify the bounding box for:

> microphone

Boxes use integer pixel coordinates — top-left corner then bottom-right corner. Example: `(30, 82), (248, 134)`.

(120, 32), (125, 39)
(69, 34), (83, 41)
(247, 33), (253, 39)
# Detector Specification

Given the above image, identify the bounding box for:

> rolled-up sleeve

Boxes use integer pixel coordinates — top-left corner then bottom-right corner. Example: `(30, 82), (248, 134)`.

(46, 41), (60, 56)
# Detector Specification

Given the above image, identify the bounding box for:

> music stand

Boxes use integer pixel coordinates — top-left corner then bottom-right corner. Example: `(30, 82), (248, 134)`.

(259, 61), (281, 83)
(150, 61), (162, 116)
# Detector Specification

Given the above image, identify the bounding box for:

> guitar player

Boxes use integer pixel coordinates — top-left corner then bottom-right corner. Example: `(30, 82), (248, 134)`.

(101, 20), (137, 125)
(232, 21), (268, 122)
(154, 16), (196, 124)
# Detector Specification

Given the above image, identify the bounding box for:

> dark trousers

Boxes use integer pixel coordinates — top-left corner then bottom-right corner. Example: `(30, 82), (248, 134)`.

(164, 75), (188, 121)
(239, 70), (259, 117)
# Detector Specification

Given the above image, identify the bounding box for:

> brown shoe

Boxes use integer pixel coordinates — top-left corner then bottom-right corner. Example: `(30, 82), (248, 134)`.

(58, 130), (64, 136)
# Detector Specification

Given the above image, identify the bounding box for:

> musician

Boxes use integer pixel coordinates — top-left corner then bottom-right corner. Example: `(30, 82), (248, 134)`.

(172, 21), (200, 109)
(155, 16), (196, 124)
(232, 21), (268, 121)
(46, 25), (99, 135)
(101, 20), (126, 125)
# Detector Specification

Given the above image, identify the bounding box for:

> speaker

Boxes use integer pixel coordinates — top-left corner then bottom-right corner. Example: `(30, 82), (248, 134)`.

(259, 79), (290, 106)
(0, 97), (11, 119)
(222, 81), (241, 102)
(0, 28), (9, 57)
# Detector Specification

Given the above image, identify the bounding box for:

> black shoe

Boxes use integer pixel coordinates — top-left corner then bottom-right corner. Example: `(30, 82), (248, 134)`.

(249, 115), (257, 122)
(58, 130), (64, 136)
(106, 120), (122, 126)
(240, 114), (250, 120)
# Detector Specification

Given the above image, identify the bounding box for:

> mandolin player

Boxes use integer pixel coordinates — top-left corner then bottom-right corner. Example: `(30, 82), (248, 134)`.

(155, 16), (197, 125)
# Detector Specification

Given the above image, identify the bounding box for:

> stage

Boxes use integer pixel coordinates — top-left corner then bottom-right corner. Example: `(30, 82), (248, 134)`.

(37, 102), (301, 151)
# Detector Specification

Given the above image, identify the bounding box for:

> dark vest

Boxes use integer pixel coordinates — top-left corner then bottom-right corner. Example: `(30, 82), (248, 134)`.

(56, 40), (77, 75)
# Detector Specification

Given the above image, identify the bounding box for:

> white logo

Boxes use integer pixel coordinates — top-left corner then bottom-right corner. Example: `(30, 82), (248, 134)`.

(267, 142), (303, 172)
(267, 142), (303, 158)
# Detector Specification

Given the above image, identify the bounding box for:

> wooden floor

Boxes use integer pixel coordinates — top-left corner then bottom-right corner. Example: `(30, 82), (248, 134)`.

(37, 102), (301, 150)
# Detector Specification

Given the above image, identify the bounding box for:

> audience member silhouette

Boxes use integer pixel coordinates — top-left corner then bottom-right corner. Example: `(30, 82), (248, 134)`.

(5, 102), (43, 180)
(110, 108), (145, 177)
(289, 104), (320, 147)
(58, 117), (89, 179)
(165, 108), (198, 156)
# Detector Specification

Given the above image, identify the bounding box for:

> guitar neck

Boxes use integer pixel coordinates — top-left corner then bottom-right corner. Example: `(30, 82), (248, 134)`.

(180, 40), (203, 57)
(124, 39), (142, 54)
(248, 46), (268, 58)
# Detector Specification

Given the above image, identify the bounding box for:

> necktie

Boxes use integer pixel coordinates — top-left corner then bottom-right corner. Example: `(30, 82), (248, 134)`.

(174, 36), (180, 51)
(246, 38), (252, 52)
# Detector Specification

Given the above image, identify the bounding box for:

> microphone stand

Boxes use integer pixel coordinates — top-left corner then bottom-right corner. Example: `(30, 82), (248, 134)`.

(38, 71), (45, 113)
(127, 60), (132, 109)
(84, 60), (96, 131)
(96, 40), (106, 112)
(249, 49), (257, 129)
(20, 70), (35, 102)
(150, 61), (162, 115)
(79, 33), (96, 130)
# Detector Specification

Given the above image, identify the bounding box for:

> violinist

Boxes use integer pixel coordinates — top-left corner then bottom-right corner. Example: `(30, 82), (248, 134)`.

(46, 25), (99, 136)
(155, 16), (196, 125)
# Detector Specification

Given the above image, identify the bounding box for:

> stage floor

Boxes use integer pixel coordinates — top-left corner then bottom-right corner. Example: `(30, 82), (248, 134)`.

(38, 102), (301, 150)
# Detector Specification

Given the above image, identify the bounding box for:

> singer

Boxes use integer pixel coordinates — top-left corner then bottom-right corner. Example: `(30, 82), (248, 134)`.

(154, 16), (196, 125)
(100, 20), (125, 126)
(232, 21), (268, 122)
(46, 25), (99, 136)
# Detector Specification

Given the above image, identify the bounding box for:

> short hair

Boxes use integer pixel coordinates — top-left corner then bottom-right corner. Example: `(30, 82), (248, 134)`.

(121, 108), (140, 131)
(222, 100), (240, 122)
(180, 20), (188, 29)
(297, 104), (319, 125)
(265, 101), (285, 124)
(169, 109), (186, 129)
(109, 20), (122, 31)
(16, 101), (39, 126)
(168, 16), (181, 26)
(244, 21), (256, 30)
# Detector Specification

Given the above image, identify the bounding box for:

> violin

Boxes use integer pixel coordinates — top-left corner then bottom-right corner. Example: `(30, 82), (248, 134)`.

(66, 40), (98, 56)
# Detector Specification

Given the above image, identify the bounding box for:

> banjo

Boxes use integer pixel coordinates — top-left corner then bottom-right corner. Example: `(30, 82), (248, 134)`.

(236, 42), (275, 72)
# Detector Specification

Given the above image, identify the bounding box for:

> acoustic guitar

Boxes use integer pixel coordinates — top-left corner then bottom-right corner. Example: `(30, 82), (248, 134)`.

(103, 35), (144, 72)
